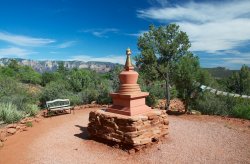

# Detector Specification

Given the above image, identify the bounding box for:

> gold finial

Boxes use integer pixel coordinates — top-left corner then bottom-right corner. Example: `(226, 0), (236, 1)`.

(126, 48), (131, 55)
(125, 48), (133, 70)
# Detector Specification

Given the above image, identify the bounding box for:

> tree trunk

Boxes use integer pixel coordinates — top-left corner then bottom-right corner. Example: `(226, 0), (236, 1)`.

(165, 71), (171, 111)
(184, 99), (188, 113)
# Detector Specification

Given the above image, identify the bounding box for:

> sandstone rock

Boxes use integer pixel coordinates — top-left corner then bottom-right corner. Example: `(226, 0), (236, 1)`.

(119, 126), (137, 132)
(20, 119), (27, 124)
(0, 141), (4, 148)
(88, 109), (169, 148)
(91, 101), (96, 104)
(6, 124), (17, 128)
(152, 110), (162, 116)
(0, 131), (7, 142)
(7, 128), (16, 134)
(35, 118), (41, 123)
(163, 119), (169, 125)
(148, 115), (158, 120)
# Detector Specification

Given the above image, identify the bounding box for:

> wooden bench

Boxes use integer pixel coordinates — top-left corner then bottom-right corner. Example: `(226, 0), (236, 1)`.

(46, 99), (72, 116)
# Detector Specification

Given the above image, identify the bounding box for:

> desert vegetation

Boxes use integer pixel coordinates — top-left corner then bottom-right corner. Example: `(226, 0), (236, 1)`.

(0, 24), (250, 125)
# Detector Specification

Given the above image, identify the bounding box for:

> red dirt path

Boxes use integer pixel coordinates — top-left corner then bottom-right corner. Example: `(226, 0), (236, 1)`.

(0, 108), (250, 164)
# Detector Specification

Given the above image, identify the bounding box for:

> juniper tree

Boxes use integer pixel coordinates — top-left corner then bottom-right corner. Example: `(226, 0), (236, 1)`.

(135, 24), (191, 111)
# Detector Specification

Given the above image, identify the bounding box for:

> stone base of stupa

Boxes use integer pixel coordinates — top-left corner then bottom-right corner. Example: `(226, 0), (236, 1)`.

(87, 109), (169, 151)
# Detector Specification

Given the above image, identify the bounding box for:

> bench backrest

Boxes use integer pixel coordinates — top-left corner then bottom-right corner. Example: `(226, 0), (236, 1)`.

(46, 99), (70, 109)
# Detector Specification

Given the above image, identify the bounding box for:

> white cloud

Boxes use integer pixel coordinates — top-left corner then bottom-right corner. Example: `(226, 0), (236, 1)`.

(70, 55), (125, 64)
(0, 31), (55, 47)
(137, 0), (250, 53)
(80, 28), (119, 37)
(223, 57), (250, 65)
(57, 41), (76, 48)
(0, 47), (35, 58)
(127, 30), (148, 37)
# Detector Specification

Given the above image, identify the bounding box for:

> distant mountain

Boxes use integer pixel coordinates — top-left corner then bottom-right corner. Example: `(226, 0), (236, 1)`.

(0, 58), (122, 73)
(203, 67), (239, 79)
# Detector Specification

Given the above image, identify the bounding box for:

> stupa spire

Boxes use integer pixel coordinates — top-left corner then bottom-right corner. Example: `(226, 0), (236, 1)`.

(124, 48), (134, 71)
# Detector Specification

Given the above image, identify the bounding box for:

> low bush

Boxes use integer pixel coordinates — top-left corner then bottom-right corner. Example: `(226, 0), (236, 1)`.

(232, 102), (250, 120)
(146, 94), (158, 107)
(0, 103), (23, 123)
(193, 92), (229, 116)
(39, 80), (72, 106)
(0, 77), (38, 111)
(24, 104), (39, 117)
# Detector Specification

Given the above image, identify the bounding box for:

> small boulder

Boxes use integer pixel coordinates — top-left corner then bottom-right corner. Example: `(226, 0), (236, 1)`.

(91, 101), (96, 104)
(6, 124), (17, 128)
(7, 128), (17, 135)
(20, 120), (27, 124)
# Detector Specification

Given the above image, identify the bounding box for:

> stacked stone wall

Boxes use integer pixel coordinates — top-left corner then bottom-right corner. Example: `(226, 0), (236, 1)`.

(87, 109), (169, 147)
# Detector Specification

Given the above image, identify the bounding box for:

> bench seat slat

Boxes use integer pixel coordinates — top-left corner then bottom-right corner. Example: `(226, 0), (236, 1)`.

(48, 104), (70, 109)
(49, 106), (72, 111)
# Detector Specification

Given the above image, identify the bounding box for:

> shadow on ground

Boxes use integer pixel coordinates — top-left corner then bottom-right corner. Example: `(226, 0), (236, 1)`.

(166, 110), (186, 116)
(74, 125), (136, 152)
(74, 125), (90, 140)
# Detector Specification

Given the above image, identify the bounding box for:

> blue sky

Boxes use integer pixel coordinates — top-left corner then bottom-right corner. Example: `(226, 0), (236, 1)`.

(0, 0), (250, 69)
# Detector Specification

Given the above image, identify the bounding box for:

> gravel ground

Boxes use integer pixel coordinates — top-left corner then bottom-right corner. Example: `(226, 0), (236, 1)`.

(0, 108), (249, 164)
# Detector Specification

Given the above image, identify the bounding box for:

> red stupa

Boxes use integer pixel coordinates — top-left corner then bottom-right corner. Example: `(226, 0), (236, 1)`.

(107, 48), (151, 116)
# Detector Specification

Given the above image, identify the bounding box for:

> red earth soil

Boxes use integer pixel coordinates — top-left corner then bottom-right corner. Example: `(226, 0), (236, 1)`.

(0, 108), (249, 164)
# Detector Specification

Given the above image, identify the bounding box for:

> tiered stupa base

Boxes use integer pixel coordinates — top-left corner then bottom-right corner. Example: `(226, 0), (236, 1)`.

(87, 109), (169, 150)
(107, 92), (151, 116)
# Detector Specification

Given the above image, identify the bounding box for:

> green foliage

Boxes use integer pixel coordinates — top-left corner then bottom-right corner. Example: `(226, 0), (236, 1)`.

(227, 65), (250, 95)
(0, 59), (41, 85)
(25, 104), (39, 116)
(170, 85), (178, 99)
(0, 76), (37, 111)
(40, 68), (114, 106)
(192, 92), (248, 117)
(68, 68), (93, 92)
(18, 66), (41, 84)
(41, 72), (63, 86)
(57, 62), (68, 76)
(193, 93), (230, 116)
(106, 65), (123, 92)
(135, 24), (191, 110)
(204, 67), (237, 79)
(135, 24), (191, 81)
(232, 101), (250, 120)
(39, 80), (72, 104)
(173, 53), (201, 111)
(0, 103), (23, 123)
(25, 121), (33, 127)
(146, 94), (158, 107)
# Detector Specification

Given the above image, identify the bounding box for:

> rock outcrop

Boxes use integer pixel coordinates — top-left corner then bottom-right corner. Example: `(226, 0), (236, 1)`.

(0, 58), (121, 73)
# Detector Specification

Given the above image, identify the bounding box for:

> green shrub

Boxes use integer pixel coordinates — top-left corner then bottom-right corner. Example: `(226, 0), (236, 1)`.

(193, 92), (229, 116)
(39, 80), (72, 106)
(66, 93), (83, 106)
(80, 89), (99, 104)
(0, 103), (23, 123)
(25, 121), (33, 127)
(25, 104), (39, 116)
(146, 94), (158, 107)
(0, 77), (37, 111)
(232, 103), (250, 120)
(170, 85), (178, 99)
